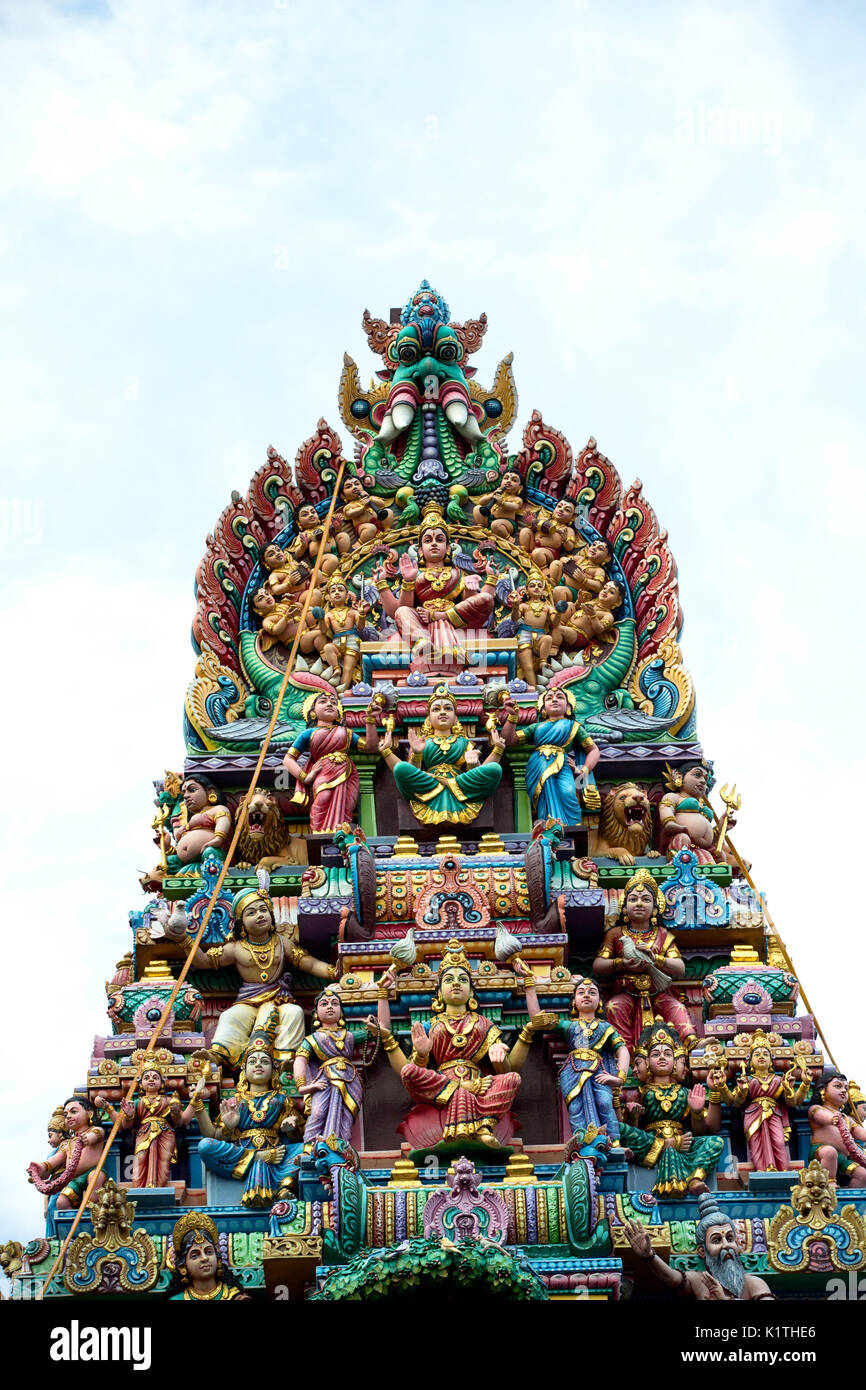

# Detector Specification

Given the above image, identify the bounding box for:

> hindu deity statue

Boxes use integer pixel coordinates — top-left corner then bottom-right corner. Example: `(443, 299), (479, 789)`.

(471, 467), (527, 539)
(624, 1191), (774, 1299)
(715, 1031), (811, 1172)
(808, 1070), (866, 1187)
(558, 581), (623, 654)
(293, 985), (363, 1153)
(380, 684), (505, 826)
(500, 686), (599, 827)
(337, 474), (391, 546)
(314, 575), (371, 691)
(281, 689), (380, 833)
(195, 1013), (304, 1207)
(850, 1080), (866, 1124)
(619, 1021), (725, 1197)
(373, 502), (496, 671)
(252, 586), (317, 656)
(167, 877), (335, 1067)
(559, 538), (612, 604)
(286, 501), (342, 578)
(509, 573), (561, 688)
(27, 1095), (106, 1214)
(94, 1054), (200, 1188)
(155, 773), (232, 878)
(593, 868), (696, 1051)
(167, 1212), (249, 1301)
(519, 496), (579, 586)
(557, 976), (630, 1144)
(369, 947), (554, 1151)
(658, 760), (732, 865)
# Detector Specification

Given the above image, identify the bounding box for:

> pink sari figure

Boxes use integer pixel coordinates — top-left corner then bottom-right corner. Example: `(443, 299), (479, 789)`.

(282, 689), (379, 834)
(374, 508), (496, 672)
(721, 1041), (811, 1171)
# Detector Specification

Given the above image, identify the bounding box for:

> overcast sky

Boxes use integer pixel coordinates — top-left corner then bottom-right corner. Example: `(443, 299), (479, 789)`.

(1, 0), (864, 1246)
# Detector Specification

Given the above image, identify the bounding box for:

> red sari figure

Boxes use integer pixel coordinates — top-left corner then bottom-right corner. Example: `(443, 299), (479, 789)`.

(95, 1061), (197, 1188)
(374, 503), (496, 672)
(281, 689), (379, 834)
(368, 946), (554, 1152)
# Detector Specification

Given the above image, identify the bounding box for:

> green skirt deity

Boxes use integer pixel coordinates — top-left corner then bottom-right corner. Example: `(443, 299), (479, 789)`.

(381, 685), (504, 826)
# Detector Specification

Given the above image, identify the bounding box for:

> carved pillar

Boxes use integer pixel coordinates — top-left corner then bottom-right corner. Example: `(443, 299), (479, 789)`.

(506, 748), (532, 832)
(354, 755), (378, 837)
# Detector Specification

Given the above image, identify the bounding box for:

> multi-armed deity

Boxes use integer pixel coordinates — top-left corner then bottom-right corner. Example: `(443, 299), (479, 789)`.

(14, 281), (857, 1306)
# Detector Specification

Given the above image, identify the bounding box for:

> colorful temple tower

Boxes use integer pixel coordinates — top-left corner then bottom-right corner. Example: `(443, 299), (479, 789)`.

(10, 282), (866, 1304)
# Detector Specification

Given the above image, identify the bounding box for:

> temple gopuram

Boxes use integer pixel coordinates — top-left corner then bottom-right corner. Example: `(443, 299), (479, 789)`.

(10, 281), (866, 1306)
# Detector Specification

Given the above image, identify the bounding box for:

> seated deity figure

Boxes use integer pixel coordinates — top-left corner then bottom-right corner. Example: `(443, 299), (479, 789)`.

(287, 501), (341, 579)
(619, 1021), (725, 1197)
(373, 502), (496, 671)
(156, 773), (232, 878)
(379, 684), (504, 826)
(471, 468), (527, 539)
(715, 1032), (811, 1172)
(519, 497), (579, 586)
(658, 759), (739, 867)
(167, 1212), (250, 1301)
(337, 474), (391, 547)
(557, 976), (630, 1144)
(195, 1012), (304, 1207)
(808, 1071), (866, 1187)
(557, 581), (623, 652)
(593, 868), (696, 1052)
(167, 876), (336, 1068)
(368, 946), (554, 1151)
(252, 587), (318, 656)
(559, 538), (612, 603)
(281, 688), (380, 833)
(499, 685), (599, 827)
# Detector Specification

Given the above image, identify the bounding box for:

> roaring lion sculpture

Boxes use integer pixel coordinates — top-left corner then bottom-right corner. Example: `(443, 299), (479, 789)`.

(594, 783), (659, 865)
(232, 788), (307, 870)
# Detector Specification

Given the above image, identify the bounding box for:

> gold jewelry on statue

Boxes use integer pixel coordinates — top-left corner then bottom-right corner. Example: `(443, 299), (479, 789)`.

(243, 933), (278, 981)
(517, 1026), (535, 1046)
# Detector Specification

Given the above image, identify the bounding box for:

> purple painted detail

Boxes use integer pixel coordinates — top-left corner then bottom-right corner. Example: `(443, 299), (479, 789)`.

(394, 1188), (407, 1242)
(423, 1156), (509, 1244)
(524, 1183), (538, 1244)
(751, 1218), (768, 1254)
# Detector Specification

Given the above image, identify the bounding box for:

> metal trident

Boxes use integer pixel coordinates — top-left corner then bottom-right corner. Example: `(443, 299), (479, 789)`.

(715, 783), (742, 854)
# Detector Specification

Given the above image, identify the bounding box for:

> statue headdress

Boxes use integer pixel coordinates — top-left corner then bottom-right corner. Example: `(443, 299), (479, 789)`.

(746, 1028), (780, 1059)
(419, 498), (450, 539)
(47, 1106), (67, 1136)
(302, 688), (344, 725)
(237, 1005), (280, 1088)
(232, 867), (274, 925)
(129, 1047), (174, 1082)
(618, 867), (666, 919)
(172, 1210), (219, 1257)
(635, 1018), (686, 1061)
(849, 1080), (865, 1114)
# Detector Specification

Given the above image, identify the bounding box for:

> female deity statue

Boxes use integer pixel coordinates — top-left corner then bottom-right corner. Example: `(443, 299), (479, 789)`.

(167, 1212), (249, 1301)
(557, 976), (630, 1143)
(374, 502), (496, 671)
(94, 1057), (199, 1189)
(658, 760), (734, 865)
(379, 684), (505, 826)
(368, 946), (554, 1151)
(500, 685), (599, 826)
(281, 688), (380, 833)
(293, 985), (363, 1152)
(715, 1032), (811, 1172)
(156, 774), (232, 877)
(195, 1014), (304, 1207)
(808, 1071), (866, 1187)
(593, 869), (695, 1051)
(168, 877), (335, 1067)
(314, 576), (371, 691)
(27, 1096), (106, 1214)
(619, 1021), (725, 1197)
